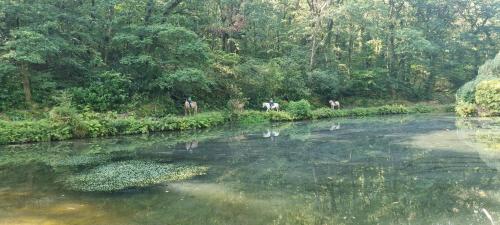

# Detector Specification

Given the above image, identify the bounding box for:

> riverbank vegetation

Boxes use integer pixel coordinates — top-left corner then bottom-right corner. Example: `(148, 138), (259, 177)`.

(0, 102), (451, 145)
(456, 52), (500, 117)
(0, 0), (498, 144)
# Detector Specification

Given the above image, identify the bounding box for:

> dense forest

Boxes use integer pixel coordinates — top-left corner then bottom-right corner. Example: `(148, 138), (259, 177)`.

(0, 0), (498, 113)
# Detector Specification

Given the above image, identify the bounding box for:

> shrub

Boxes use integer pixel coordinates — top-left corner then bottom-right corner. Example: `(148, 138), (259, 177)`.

(71, 71), (131, 112)
(376, 105), (409, 114)
(311, 108), (332, 119)
(456, 81), (477, 104)
(456, 51), (500, 117)
(234, 110), (268, 125)
(475, 80), (500, 116)
(0, 119), (71, 144)
(63, 160), (208, 192)
(410, 104), (433, 113)
(285, 99), (312, 119)
(456, 101), (477, 117)
(265, 111), (294, 121)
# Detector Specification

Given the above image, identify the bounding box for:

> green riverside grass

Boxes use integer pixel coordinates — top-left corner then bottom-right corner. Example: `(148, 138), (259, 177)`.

(0, 104), (452, 145)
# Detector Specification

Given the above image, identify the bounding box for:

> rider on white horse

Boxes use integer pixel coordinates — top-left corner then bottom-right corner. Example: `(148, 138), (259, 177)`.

(263, 99), (279, 112)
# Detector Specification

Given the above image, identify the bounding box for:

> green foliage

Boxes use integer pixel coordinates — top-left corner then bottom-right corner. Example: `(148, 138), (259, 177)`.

(310, 108), (337, 119)
(409, 104), (434, 113)
(234, 110), (269, 125)
(375, 105), (410, 115)
(475, 80), (500, 116)
(1, 30), (59, 64)
(456, 81), (477, 104)
(71, 71), (131, 112)
(63, 160), (208, 192)
(285, 100), (312, 119)
(0, 0), (497, 112)
(0, 110), (228, 144)
(308, 70), (342, 101)
(311, 105), (444, 120)
(456, 101), (478, 117)
(0, 62), (23, 110)
(0, 103), (449, 145)
(0, 119), (71, 144)
(265, 111), (294, 122)
(456, 52), (500, 116)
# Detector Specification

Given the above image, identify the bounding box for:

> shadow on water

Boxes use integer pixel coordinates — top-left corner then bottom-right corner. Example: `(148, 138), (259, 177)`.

(0, 114), (499, 225)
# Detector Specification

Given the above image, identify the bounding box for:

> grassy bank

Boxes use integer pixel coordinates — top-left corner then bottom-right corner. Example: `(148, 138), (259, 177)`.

(0, 104), (453, 145)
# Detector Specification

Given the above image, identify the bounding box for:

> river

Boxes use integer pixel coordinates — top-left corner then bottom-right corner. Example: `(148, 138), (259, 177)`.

(0, 114), (499, 225)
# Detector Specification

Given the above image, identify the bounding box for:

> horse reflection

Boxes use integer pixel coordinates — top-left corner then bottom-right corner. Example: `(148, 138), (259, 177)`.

(185, 140), (199, 153)
(230, 135), (247, 142)
(263, 129), (280, 141)
(330, 123), (341, 131)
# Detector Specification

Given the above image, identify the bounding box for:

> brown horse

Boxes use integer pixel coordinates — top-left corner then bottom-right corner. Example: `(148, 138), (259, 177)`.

(184, 101), (198, 116)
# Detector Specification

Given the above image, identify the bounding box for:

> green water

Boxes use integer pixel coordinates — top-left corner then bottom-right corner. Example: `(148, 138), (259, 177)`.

(0, 114), (499, 225)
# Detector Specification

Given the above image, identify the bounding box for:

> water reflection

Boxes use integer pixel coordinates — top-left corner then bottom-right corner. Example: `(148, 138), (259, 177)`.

(185, 140), (199, 153)
(0, 114), (499, 225)
(330, 123), (341, 131)
(263, 129), (280, 140)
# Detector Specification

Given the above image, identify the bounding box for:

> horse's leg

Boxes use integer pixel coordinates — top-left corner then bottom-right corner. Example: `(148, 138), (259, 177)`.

(195, 106), (198, 115)
(185, 107), (187, 116)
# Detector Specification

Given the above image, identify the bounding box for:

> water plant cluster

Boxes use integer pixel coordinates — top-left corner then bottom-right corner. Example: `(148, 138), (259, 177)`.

(64, 160), (208, 192)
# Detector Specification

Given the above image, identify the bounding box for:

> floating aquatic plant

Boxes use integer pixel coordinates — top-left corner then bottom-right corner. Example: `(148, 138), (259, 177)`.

(64, 160), (208, 192)
(48, 154), (112, 167)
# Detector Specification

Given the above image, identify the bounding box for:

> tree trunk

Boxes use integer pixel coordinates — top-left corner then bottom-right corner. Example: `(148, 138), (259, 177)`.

(145, 0), (154, 24)
(163, 0), (183, 17)
(103, 4), (114, 64)
(309, 33), (317, 69)
(309, 17), (321, 70)
(20, 63), (32, 105)
(347, 28), (354, 77)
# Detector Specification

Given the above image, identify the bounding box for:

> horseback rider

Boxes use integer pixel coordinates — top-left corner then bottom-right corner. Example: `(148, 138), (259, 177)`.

(269, 98), (274, 108)
(186, 96), (193, 108)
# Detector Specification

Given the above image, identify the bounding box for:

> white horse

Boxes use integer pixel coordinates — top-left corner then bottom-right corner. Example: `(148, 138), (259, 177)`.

(262, 102), (280, 112)
(329, 100), (340, 110)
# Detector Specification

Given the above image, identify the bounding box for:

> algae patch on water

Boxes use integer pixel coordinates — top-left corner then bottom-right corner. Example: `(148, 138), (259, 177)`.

(63, 160), (208, 192)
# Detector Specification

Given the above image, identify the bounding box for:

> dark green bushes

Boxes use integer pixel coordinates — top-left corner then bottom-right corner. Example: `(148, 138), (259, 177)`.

(0, 119), (71, 144)
(0, 103), (446, 145)
(475, 80), (500, 116)
(71, 71), (132, 112)
(0, 111), (228, 144)
(233, 110), (293, 124)
(456, 52), (500, 117)
(285, 100), (312, 119)
(311, 104), (443, 120)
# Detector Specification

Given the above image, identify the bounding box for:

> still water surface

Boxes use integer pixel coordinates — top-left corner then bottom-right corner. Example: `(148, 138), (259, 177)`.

(0, 114), (499, 225)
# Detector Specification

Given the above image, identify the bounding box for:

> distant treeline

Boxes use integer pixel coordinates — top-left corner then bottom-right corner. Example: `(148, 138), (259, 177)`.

(0, 0), (498, 113)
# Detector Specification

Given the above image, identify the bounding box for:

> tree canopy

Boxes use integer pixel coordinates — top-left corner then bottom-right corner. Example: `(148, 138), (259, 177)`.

(0, 0), (498, 112)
